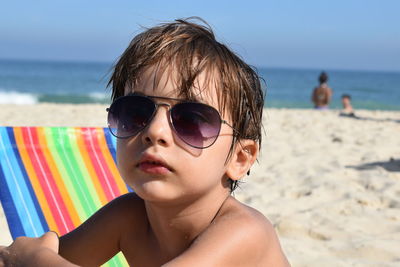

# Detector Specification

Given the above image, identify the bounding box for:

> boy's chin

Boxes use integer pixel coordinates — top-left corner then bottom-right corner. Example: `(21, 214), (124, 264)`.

(132, 181), (186, 203)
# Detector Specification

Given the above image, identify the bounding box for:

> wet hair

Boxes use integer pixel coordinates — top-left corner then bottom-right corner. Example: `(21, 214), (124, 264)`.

(319, 71), (328, 84)
(108, 17), (265, 192)
(341, 94), (351, 100)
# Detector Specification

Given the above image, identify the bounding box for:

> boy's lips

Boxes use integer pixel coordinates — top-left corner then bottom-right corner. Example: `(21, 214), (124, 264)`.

(137, 153), (174, 174)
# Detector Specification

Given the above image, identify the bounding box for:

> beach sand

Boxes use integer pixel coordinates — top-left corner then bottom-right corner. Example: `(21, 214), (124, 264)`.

(1, 104), (399, 266)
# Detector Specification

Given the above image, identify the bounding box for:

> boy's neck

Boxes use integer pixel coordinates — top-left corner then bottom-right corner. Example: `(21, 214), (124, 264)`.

(144, 189), (230, 258)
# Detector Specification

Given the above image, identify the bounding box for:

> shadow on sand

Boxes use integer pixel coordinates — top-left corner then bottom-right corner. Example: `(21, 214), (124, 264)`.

(340, 113), (400, 123)
(346, 158), (400, 172)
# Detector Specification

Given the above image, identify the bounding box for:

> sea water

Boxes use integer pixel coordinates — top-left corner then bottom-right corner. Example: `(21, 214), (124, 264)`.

(0, 59), (399, 110)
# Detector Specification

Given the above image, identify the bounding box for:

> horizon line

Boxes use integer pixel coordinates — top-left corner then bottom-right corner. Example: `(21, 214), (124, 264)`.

(1, 57), (399, 74)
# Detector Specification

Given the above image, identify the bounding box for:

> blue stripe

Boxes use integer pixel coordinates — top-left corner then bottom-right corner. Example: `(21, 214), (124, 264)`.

(6, 127), (49, 235)
(0, 127), (45, 238)
(103, 128), (117, 163)
(0, 159), (25, 238)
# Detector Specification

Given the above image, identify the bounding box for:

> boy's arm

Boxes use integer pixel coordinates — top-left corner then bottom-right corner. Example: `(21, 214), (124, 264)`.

(0, 232), (77, 266)
(59, 193), (138, 266)
(162, 211), (290, 267)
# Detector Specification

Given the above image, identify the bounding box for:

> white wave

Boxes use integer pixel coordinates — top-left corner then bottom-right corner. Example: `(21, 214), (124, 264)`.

(0, 91), (38, 104)
(88, 92), (108, 100)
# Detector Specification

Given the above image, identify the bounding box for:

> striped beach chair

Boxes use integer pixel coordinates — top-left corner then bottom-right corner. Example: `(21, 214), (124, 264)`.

(0, 126), (130, 266)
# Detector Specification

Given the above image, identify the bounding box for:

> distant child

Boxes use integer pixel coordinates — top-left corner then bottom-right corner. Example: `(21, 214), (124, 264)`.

(340, 94), (356, 117)
(311, 71), (333, 109)
(0, 18), (289, 266)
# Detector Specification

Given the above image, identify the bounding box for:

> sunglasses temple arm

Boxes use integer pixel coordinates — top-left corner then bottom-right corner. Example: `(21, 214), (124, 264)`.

(222, 120), (240, 136)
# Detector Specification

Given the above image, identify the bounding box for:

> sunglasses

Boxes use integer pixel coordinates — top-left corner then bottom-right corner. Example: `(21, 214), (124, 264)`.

(107, 93), (235, 149)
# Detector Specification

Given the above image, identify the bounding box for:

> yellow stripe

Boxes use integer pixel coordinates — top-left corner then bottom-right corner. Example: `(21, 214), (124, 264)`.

(75, 128), (108, 205)
(37, 127), (81, 228)
(14, 127), (59, 233)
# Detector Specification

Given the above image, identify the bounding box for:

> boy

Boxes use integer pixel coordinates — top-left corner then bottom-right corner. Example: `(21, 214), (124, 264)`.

(340, 94), (356, 117)
(0, 18), (289, 266)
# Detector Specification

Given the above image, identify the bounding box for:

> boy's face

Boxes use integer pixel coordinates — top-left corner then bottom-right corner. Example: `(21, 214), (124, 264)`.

(116, 66), (234, 203)
(342, 97), (350, 107)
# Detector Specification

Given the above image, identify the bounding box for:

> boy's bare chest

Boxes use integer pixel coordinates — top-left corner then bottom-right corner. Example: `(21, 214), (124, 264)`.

(122, 238), (174, 267)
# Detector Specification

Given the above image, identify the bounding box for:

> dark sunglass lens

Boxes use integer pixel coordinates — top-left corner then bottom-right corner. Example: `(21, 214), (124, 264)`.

(108, 96), (155, 138)
(171, 103), (221, 148)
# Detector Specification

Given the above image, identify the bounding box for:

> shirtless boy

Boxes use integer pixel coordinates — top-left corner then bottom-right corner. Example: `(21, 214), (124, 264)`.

(0, 18), (289, 266)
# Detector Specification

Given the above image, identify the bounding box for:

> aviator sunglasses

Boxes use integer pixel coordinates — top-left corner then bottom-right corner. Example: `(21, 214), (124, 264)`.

(107, 93), (235, 149)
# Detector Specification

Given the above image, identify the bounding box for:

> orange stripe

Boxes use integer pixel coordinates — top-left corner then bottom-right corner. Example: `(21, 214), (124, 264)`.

(96, 128), (128, 195)
(74, 128), (108, 205)
(37, 127), (81, 228)
(14, 127), (59, 233)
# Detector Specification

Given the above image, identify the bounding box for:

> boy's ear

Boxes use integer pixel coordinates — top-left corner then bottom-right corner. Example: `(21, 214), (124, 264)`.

(226, 139), (259, 181)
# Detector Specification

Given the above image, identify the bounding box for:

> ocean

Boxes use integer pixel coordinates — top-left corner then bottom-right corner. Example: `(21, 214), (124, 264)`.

(1, 59), (399, 110)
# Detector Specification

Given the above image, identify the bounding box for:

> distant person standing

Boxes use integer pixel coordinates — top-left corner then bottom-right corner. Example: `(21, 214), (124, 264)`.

(311, 71), (333, 109)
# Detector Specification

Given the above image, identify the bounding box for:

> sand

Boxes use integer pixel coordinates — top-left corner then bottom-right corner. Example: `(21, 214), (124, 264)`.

(1, 104), (399, 266)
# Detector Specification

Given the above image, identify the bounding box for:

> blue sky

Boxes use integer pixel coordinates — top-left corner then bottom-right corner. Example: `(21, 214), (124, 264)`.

(1, 0), (399, 71)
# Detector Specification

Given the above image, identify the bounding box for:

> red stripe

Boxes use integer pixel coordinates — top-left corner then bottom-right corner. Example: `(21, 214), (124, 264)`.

(22, 127), (74, 234)
(81, 128), (119, 201)
(88, 127), (121, 199)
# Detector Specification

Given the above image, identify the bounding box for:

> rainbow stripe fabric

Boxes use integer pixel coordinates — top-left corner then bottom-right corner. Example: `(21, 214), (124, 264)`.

(0, 127), (130, 266)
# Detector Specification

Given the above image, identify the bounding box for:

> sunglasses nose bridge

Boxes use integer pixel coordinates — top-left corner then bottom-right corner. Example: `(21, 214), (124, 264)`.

(151, 102), (173, 126)
(153, 102), (172, 117)
(155, 102), (171, 110)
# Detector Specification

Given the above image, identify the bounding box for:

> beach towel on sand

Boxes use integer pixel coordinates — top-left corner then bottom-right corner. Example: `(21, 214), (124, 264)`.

(0, 126), (130, 266)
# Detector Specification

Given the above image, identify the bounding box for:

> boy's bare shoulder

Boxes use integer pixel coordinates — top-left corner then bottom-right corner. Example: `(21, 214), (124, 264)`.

(217, 197), (289, 266)
(167, 197), (290, 267)
(64, 192), (147, 239)
(109, 192), (144, 210)
(107, 192), (147, 227)
(90, 192), (148, 240)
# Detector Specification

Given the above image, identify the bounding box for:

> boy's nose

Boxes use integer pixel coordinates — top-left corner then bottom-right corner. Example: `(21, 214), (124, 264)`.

(141, 106), (173, 147)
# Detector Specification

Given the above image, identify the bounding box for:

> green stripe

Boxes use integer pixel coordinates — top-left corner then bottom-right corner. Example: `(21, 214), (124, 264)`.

(65, 128), (102, 210)
(47, 127), (96, 219)
(104, 252), (128, 267)
(57, 127), (98, 216)
(105, 257), (118, 267)
(44, 127), (86, 220)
